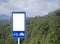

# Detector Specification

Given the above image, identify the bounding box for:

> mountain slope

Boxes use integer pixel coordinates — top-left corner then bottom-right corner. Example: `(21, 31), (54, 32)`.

(23, 10), (60, 44)
(0, 9), (60, 44)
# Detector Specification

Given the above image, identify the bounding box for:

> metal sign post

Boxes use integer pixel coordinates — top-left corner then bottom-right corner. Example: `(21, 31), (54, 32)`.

(12, 12), (26, 44)
(18, 38), (20, 44)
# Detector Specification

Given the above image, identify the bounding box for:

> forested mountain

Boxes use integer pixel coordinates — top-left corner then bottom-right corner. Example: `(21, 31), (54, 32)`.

(0, 9), (60, 44)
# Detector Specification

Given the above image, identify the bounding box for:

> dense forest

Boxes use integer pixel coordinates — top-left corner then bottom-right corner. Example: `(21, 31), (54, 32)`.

(0, 9), (60, 44)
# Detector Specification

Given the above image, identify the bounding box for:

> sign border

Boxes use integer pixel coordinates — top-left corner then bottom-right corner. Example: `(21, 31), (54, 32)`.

(12, 12), (26, 38)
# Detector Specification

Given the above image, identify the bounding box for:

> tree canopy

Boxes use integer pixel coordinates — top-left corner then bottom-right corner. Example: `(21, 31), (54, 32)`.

(0, 9), (60, 44)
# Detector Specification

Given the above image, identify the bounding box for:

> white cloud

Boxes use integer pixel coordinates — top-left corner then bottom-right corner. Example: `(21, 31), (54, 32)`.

(0, 0), (60, 17)
(0, 0), (26, 16)
(26, 0), (60, 17)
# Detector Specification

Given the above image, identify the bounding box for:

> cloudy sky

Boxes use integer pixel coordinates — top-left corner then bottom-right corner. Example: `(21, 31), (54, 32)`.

(0, 0), (60, 17)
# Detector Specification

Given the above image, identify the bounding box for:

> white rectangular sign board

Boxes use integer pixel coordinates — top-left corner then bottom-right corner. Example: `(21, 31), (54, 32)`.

(12, 12), (26, 38)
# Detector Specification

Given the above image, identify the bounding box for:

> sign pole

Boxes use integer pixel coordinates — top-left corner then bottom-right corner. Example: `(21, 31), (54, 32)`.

(18, 38), (20, 44)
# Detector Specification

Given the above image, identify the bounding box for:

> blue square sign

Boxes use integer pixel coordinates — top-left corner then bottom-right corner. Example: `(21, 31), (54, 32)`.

(12, 12), (26, 38)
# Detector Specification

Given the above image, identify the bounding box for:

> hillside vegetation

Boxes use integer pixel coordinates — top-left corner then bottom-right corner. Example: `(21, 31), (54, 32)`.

(0, 9), (60, 44)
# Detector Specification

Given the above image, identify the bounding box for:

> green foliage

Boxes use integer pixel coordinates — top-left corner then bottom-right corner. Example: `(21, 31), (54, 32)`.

(23, 10), (60, 44)
(0, 10), (60, 44)
(0, 22), (17, 44)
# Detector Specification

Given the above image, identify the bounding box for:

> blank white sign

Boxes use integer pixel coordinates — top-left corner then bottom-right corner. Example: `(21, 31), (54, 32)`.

(13, 13), (25, 31)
